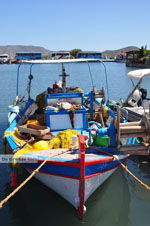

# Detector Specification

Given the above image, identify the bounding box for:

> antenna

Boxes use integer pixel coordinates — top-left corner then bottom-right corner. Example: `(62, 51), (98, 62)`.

(16, 64), (22, 97)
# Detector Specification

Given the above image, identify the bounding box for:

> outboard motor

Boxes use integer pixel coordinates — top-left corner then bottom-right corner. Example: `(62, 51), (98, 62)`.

(140, 88), (147, 100)
(137, 88), (147, 106)
(127, 89), (142, 107)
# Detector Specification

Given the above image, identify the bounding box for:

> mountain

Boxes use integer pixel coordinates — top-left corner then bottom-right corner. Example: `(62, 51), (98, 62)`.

(102, 46), (139, 58)
(0, 45), (53, 58)
(0, 45), (139, 59)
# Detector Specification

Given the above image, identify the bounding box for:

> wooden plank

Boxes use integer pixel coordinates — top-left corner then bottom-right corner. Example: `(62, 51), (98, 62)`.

(120, 133), (147, 138)
(120, 121), (142, 127)
(120, 126), (146, 134)
(18, 124), (50, 136)
(119, 150), (149, 156)
(118, 144), (150, 156)
(119, 144), (148, 151)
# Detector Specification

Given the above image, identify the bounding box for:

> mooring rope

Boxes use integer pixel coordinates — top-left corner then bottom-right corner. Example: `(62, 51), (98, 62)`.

(114, 155), (150, 191)
(0, 148), (70, 208)
(91, 146), (150, 191)
(1, 145), (149, 209)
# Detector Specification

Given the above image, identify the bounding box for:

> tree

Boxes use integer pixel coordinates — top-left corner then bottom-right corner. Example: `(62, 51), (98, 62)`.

(138, 45), (148, 63)
(70, 49), (82, 58)
(42, 55), (49, 59)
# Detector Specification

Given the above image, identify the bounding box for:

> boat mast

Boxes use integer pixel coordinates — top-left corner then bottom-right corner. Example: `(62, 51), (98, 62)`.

(59, 63), (69, 92)
(27, 64), (34, 99)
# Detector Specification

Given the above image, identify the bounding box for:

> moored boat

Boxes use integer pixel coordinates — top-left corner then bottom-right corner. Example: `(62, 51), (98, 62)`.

(122, 69), (150, 121)
(4, 59), (149, 218)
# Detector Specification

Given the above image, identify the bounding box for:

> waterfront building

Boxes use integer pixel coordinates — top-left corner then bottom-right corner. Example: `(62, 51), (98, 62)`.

(77, 51), (102, 59)
(126, 50), (150, 68)
(51, 51), (71, 59)
(15, 52), (42, 60)
(115, 52), (126, 62)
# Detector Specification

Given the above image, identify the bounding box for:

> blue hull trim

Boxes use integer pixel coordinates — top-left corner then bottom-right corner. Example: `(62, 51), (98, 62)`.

(21, 159), (124, 178)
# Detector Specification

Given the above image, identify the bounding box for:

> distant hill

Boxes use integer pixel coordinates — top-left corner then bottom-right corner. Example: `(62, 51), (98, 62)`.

(0, 45), (53, 58)
(0, 45), (139, 59)
(102, 46), (139, 58)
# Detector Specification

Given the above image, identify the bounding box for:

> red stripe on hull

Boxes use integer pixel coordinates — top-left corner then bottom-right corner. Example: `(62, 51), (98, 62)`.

(85, 165), (119, 179)
(37, 159), (80, 167)
(22, 162), (121, 180)
(85, 159), (126, 179)
(85, 157), (114, 166)
(18, 155), (114, 168)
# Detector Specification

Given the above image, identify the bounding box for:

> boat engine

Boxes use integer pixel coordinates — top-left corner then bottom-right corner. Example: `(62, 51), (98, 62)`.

(127, 89), (142, 107)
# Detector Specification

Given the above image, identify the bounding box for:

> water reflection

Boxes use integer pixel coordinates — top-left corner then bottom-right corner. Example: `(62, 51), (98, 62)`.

(126, 158), (150, 201)
(2, 168), (131, 226)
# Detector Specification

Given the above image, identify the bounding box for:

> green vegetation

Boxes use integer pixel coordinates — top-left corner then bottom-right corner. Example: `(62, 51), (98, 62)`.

(70, 49), (82, 58)
(42, 55), (49, 59)
(137, 45), (149, 63)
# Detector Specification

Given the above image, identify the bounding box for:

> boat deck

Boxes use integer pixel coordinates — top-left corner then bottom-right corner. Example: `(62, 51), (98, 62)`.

(21, 148), (112, 162)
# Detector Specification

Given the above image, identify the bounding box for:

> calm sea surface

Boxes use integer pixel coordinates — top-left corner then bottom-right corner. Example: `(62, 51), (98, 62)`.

(0, 62), (150, 226)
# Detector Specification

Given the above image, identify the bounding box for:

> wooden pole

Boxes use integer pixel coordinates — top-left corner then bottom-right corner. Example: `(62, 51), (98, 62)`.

(119, 144), (149, 151)
(78, 135), (86, 219)
(120, 126), (146, 134)
(120, 121), (142, 127)
(119, 150), (149, 155)
(99, 113), (105, 128)
(120, 133), (147, 138)
(116, 106), (121, 148)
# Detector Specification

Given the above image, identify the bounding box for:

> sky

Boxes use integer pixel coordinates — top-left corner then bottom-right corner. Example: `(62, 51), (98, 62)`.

(0, 0), (150, 51)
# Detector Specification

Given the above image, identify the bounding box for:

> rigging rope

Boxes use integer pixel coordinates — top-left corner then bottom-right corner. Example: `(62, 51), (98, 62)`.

(100, 61), (110, 102)
(87, 62), (94, 88)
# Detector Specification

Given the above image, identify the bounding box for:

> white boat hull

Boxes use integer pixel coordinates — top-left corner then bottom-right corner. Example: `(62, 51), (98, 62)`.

(28, 166), (117, 208)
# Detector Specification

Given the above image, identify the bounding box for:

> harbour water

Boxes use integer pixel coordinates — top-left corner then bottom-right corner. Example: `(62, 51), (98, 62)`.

(0, 62), (150, 226)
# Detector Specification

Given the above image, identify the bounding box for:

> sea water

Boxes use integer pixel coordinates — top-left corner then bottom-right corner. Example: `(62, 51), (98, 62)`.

(0, 62), (150, 226)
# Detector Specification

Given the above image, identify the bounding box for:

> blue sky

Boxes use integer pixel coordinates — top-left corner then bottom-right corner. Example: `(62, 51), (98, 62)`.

(0, 0), (150, 51)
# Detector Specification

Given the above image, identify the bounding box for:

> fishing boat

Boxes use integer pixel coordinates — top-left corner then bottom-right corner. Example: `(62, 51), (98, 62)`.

(4, 59), (149, 218)
(122, 69), (150, 121)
